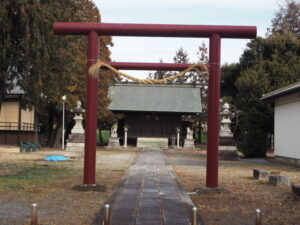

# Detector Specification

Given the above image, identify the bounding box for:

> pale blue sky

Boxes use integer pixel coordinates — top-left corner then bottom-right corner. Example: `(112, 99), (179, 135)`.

(94, 0), (280, 77)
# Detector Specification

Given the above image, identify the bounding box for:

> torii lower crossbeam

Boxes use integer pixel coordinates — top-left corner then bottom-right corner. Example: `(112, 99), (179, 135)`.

(53, 22), (256, 188)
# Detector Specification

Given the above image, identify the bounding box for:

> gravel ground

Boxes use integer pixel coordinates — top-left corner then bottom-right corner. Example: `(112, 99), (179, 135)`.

(0, 148), (138, 225)
(166, 150), (300, 225)
(2, 147), (300, 225)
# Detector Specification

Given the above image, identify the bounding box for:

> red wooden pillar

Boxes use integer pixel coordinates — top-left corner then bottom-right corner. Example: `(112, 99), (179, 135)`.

(84, 31), (99, 185)
(206, 33), (221, 188)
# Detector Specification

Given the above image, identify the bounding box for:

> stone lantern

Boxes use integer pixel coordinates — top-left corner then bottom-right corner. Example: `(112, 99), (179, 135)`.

(219, 102), (239, 160)
(183, 127), (195, 150)
(65, 100), (85, 158)
(107, 124), (121, 149)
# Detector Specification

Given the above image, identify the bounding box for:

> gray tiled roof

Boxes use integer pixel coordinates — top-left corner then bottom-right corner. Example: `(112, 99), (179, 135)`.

(108, 83), (202, 113)
(261, 82), (300, 102)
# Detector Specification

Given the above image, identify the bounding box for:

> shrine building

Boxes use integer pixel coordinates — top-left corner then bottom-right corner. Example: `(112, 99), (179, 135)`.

(108, 82), (202, 147)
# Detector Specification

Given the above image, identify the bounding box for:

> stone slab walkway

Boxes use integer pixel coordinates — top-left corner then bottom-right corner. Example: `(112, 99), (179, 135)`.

(94, 149), (200, 225)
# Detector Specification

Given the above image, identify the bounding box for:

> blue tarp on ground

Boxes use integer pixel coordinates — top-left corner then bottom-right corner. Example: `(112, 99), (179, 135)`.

(43, 155), (68, 162)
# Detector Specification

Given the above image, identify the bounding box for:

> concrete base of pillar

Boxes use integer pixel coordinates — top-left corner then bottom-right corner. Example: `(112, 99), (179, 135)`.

(72, 184), (107, 192)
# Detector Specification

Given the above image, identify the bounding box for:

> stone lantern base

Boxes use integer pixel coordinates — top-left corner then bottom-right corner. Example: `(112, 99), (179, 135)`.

(183, 139), (195, 150)
(219, 143), (239, 161)
(107, 137), (121, 149)
(65, 133), (85, 158)
(65, 100), (86, 159)
(218, 102), (239, 161)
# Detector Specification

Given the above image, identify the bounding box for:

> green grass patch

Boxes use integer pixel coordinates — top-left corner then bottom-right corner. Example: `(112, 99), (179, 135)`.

(101, 130), (110, 144)
(200, 134), (207, 144)
(195, 133), (207, 144)
(97, 130), (110, 145)
(0, 164), (70, 191)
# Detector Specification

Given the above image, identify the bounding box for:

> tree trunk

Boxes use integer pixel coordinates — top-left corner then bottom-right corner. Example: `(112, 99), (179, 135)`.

(53, 124), (62, 148)
(46, 104), (55, 146)
(52, 111), (63, 148)
(98, 126), (104, 146)
(198, 116), (202, 144)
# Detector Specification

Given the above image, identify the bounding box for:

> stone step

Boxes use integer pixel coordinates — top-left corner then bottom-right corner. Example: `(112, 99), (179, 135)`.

(292, 185), (300, 196)
(268, 175), (291, 186)
(137, 137), (168, 148)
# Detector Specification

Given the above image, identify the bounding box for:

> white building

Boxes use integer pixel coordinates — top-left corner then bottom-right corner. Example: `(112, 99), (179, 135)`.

(261, 82), (300, 166)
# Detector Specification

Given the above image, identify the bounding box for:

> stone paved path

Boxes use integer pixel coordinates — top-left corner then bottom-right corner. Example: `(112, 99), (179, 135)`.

(96, 149), (197, 225)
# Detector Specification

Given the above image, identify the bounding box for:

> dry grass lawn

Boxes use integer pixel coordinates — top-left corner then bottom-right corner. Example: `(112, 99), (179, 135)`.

(0, 147), (138, 225)
(2, 147), (300, 225)
(166, 150), (300, 225)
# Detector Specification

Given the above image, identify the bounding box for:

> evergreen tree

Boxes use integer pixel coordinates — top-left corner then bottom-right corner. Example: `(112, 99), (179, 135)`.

(196, 42), (209, 87)
(173, 47), (189, 64)
(195, 42), (209, 143)
(234, 32), (300, 157)
(221, 63), (240, 98)
(220, 0), (300, 157)
(147, 59), (171, 79)
(197, 42), (209, 63)
(172, 47), (190, 83)
(0, 0), (114, 146)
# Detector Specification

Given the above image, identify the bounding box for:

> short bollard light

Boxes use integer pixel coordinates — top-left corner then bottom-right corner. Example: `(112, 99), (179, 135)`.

(176, 127), (181, 149)
(124, 125), (128, 148)
(31, 203), (38, 225)
(192, 206), (198, 225)
(103, 204), (111, 225)
(255, 209), (262, 225)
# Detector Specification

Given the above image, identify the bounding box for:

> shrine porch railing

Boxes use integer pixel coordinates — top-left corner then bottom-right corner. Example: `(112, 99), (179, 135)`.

(0, 122), (41, 131)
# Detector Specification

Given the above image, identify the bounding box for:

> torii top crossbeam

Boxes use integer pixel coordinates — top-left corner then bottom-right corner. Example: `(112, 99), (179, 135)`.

(53, 22), (256, 188)
(54, 22), (256, 38)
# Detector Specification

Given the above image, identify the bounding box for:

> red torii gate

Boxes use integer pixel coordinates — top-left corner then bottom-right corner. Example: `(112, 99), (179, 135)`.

(53, 22), (256, 188)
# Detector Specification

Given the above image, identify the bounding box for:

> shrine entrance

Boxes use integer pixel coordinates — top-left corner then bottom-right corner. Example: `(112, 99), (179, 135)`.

(53, 22), (256, 188)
